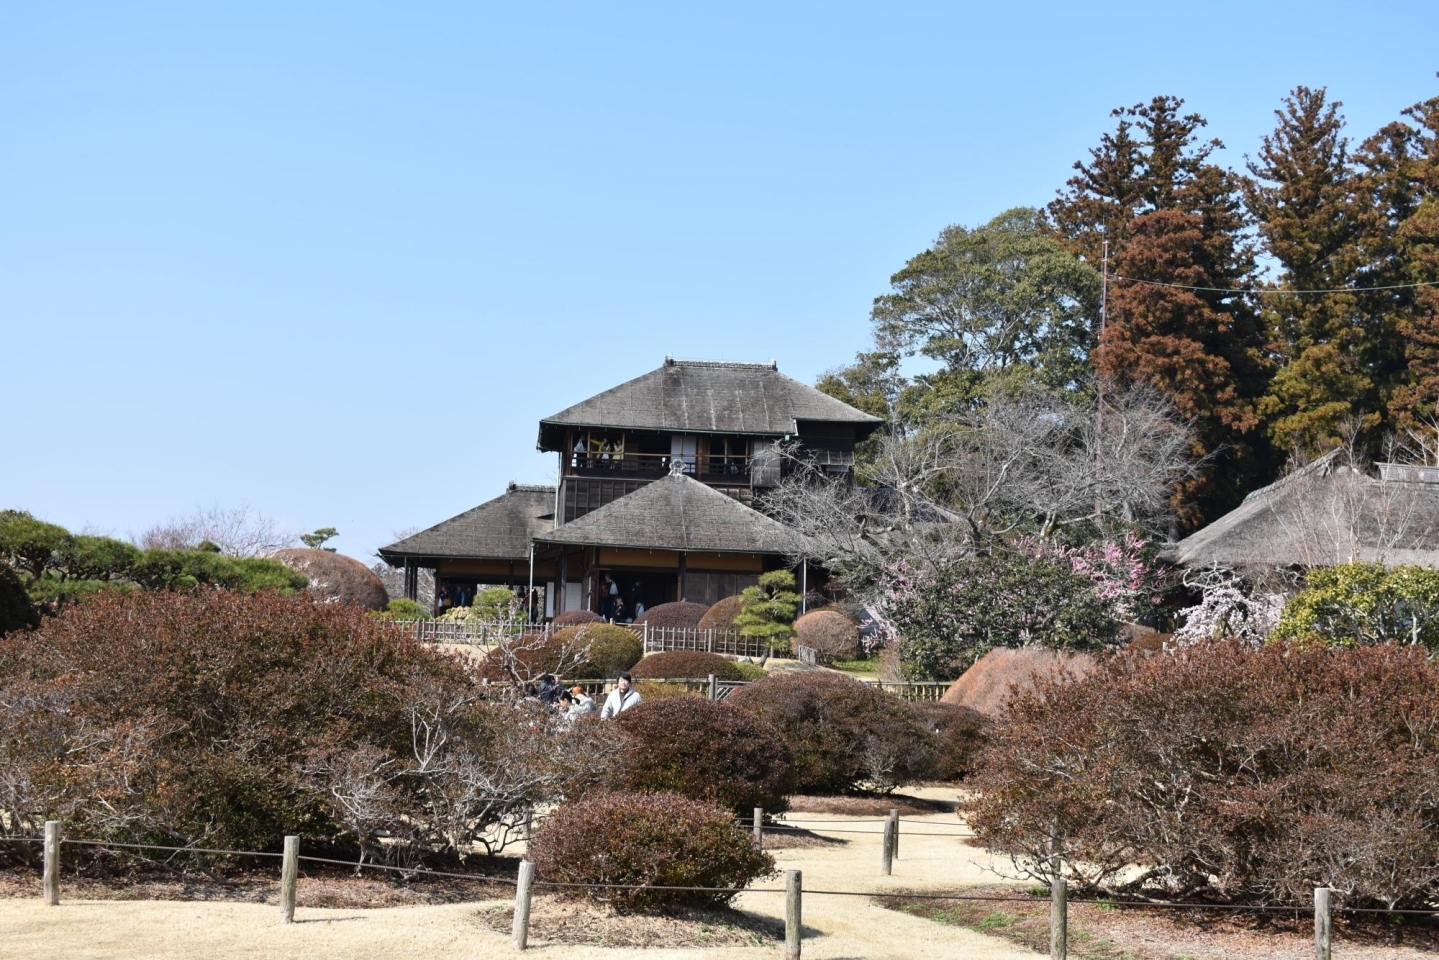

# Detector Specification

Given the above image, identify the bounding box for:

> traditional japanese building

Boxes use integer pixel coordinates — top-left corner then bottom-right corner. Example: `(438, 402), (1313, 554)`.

(379, 357), (882, 616)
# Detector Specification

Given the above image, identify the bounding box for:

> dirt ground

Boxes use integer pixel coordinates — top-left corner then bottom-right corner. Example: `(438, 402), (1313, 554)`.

(5, 786), (1428, 959)
(0, 786), (1040, 960)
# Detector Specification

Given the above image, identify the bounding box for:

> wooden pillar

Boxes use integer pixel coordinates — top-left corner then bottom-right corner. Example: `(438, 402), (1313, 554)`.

(678, 552), (688, 602)
(556, 551), (568, 615)
(404, 559), (418, 601)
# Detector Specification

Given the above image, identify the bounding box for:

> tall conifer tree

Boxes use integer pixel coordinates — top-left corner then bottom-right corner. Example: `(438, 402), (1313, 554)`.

(1244, 87), (1374, 454)
(1050, 96), (1272, 526)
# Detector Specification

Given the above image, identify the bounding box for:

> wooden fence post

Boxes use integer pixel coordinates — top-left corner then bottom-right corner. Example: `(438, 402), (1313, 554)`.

(279, 835), (299, 923)
(753, 806), (763, 851)
(881, 816), (894, 875)
(785, 868), (802, 959)
(42, 820), (59, 906)
(513, 860), (536, 949)
(707, 673), (717, 701)
(1314, 886), (1332, 960)
(1050, 874), (1067, 960)
(889, 809), (899, 860)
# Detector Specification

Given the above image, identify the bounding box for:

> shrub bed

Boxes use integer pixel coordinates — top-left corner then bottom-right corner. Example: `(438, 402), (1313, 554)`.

(630, 651), (749, 681)
(0, 590), (625, 859)
(968, 640), (1439, 908)
(793, 609), (860, 660)
(634, 601), (710, 629)
(528, 791), (775, 911)
(726, 672), (933, 794)
(615, 698), (794, 813)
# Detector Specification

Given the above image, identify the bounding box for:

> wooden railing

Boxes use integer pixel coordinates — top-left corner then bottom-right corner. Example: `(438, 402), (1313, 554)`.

(640, 625), (775, 659)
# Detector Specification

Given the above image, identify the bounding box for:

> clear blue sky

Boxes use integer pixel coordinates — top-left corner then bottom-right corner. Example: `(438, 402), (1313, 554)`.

(5, 2), (1437, 562)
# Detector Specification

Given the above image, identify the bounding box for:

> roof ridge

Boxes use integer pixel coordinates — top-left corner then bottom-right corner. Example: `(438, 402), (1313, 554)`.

(506, 482), (557, 493)
(664, 356), (778, 370)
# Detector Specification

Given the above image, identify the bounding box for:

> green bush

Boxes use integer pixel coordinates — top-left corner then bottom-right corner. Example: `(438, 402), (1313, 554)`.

(1272, 562), (1439, 648)
(555, 623), (644, 679)
(631, 650), (749, 681)
(616, 698), (794, 813)
(528, 791), (775, 910)
(882, 552), (1121, 680)
(128, 549), (308, 594)
(372, 598), (429, 620)
(727, 672), (934, 794)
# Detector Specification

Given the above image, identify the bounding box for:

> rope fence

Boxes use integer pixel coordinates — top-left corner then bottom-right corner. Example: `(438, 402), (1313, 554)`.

(13, 817), (1431, 959)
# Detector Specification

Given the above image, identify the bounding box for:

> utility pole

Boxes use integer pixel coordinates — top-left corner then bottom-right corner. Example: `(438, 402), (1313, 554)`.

(1095, 240), (1109, 528)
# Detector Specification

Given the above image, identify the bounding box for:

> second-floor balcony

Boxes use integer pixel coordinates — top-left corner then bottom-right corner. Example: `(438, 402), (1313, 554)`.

(569, 450), (752, 485)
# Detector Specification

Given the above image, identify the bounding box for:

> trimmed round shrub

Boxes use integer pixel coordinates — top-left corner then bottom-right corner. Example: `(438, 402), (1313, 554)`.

(635, 601), (710, 629)
(634, 680), (699, 702)
(698, 595), (744, 632)
(793, 609), (860, 660)
(615, 698), (794, 813)
(271, 548), (389, 610)
(528, 791), (775, 910)
(727, 672), (934, 794)
(552, 609), (603, 627)
(554, 623), (643, 679)
(909, 701), (987, 780)
(631, 650), (748, 681)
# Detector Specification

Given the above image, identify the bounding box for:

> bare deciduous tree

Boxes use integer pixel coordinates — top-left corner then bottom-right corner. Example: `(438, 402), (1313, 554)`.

(766, 381), (1197, 584)
(134, 503), (300, 558)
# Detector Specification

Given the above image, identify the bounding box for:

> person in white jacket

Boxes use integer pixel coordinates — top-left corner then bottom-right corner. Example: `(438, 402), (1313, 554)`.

(600, 672), (643, 719)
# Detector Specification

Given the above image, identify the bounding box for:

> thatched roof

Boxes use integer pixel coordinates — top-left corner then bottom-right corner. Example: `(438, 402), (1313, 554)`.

(1167, 451), (1439, 570)
(537, 358), (884, 450)
(534, 473), (798, 555)
(941, 647), (1099, 719)
(378, 484), (555, 565)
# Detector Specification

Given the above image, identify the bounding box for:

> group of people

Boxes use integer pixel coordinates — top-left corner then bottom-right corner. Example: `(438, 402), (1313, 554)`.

(599, 576), (645, 623)
(531, 671), (642, 727)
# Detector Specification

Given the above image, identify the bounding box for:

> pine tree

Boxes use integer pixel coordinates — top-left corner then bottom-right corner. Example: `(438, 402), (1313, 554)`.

(734, 570), (801, 649)
(1051, 96), (1273, 526)
(1244, 87), (1374, 454)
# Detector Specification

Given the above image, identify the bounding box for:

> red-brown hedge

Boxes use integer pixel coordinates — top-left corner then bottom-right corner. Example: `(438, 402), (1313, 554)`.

(908, 701), (987, 780)
(552, 609), (603, 627)
(615, 698), (794, 813)
(630, 650), (748, 681)
(634, 601), (710, 629)
(968, 640), (1439, 907)
(0, 589), (473, 851)
(793, 609), (860, 660)
(726, 672), (933, 794)
(698, 595), (744, 632)
(528, 791), (775, 910)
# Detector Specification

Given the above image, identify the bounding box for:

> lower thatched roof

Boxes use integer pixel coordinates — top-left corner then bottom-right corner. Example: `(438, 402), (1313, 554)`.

(378, 484), (555, 565)
(534, 473), (798, 555)
(1167, 451), (1439, 570)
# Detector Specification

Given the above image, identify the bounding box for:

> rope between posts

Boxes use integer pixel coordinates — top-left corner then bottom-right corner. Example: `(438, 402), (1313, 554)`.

(61, 840), (284, 858)
(296, 855), (517, 885)
(533, 879), (785, 894)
